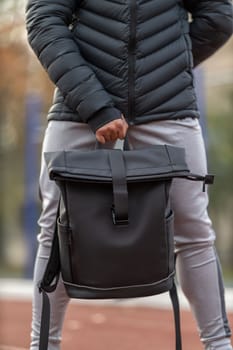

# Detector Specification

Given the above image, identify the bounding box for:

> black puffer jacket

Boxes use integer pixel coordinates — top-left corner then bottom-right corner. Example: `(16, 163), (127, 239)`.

(26, 0), (233, 132)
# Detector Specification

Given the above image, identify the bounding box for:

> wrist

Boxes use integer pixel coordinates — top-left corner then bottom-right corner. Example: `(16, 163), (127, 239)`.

(88, 107), (122, 133)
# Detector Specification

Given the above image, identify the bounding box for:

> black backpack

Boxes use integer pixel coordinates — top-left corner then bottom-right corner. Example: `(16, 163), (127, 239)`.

(39, 143), (214, 350)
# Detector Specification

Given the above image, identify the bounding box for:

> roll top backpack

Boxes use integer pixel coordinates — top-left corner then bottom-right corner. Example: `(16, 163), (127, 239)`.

(38, 142), (214, 350)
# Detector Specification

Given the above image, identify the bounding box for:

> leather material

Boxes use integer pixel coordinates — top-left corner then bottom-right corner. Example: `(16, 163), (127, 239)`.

(45, 144), (189, 183)
(45, 144), (188, 299)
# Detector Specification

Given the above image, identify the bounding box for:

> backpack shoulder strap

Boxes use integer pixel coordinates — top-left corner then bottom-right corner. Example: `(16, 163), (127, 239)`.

(38, 205), (61, 350)
(169, 281), (182, 350)
(38, 222), (60, 293)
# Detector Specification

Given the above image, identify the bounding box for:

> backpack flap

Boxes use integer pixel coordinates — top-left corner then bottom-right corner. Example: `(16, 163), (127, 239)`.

(45, 144), (190, 183)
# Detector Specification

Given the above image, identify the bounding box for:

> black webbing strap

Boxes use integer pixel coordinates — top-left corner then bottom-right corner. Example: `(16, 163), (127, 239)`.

(39, 231), (60, 292)
(169, 282), (182, 350)
(109, 150), (129, 225)
(38, 208), (61, 350)
(39, 290), (50, 350)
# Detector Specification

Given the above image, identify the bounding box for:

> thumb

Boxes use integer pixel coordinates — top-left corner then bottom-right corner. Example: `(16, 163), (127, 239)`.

(96, 133), (106, 144)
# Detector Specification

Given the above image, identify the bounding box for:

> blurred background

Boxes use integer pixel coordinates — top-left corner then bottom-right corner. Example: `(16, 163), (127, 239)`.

(0, 0), (233, 283)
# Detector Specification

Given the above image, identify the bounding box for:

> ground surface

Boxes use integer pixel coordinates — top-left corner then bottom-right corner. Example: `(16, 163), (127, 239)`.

(0, 299), (232, 350)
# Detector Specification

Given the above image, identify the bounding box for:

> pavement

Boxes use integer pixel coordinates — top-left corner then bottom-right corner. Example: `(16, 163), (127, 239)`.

(0, 279), (232, 350)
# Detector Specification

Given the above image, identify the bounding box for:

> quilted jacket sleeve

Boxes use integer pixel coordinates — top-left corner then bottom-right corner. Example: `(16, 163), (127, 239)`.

(183, 0), (233, 66)
(25, 0), (121, 132)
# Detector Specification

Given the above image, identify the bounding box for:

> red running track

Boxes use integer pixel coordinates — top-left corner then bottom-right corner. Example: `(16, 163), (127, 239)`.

(0, 300), (232, 350)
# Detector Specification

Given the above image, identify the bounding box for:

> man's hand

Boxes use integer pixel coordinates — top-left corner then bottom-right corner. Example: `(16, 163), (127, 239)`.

(96, 115), (128, 144)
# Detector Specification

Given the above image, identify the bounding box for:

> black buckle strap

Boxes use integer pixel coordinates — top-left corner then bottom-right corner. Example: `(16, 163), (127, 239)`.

(185, 173), (214, 192)
(202, 174), (214, 192)
(109, 150), (129, 225)
(111, 205), (129, 226)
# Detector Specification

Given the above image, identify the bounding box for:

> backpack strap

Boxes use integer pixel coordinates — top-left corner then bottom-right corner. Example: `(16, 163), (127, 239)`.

(109, 150), (129, 225)
(169, 281), (182, 350)
(38, 206), (61, 350)
(38, 290), (50, 350)
(38, 278), (182, 350)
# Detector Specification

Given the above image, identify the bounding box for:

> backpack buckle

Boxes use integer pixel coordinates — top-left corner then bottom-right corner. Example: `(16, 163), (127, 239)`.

(111, 206), (129, 226)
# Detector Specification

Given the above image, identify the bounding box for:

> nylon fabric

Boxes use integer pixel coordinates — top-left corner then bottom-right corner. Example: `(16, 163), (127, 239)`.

(25, 0), (233, 131)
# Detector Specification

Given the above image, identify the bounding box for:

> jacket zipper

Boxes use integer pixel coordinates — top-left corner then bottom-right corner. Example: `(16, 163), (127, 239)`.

(128, 0), (137, 124)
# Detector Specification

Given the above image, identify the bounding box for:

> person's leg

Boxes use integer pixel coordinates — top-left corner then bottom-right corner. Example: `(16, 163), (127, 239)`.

(30, 121), (97, 350)
(128, 119), (232, 350)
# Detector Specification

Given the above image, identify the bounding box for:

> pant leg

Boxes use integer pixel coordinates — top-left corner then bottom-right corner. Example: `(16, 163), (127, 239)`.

(128, 118), (232, 350)
(30, 121), (98, 350)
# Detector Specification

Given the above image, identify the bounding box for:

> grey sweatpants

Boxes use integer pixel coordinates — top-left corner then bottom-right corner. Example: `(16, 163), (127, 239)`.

(30, 118), (232, 350)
